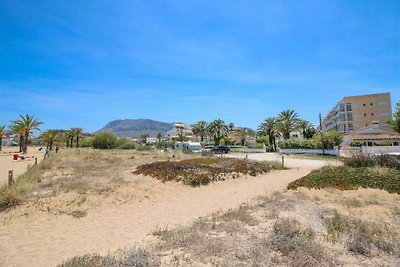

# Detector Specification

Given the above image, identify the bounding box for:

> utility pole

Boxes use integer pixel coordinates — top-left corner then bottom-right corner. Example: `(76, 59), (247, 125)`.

(319, 113), (325, 155)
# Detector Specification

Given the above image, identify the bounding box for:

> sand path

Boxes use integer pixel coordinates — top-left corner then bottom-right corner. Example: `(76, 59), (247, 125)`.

(0, 146), (45, 186)
(0, 155), (337, 267)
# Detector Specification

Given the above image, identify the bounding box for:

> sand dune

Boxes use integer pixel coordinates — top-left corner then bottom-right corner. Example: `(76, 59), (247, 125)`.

(0, 153), (336, 267)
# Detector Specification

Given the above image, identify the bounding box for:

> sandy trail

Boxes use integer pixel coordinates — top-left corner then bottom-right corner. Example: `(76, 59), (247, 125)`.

(0, 155), (336, 267)
(0, 146), (45, 186)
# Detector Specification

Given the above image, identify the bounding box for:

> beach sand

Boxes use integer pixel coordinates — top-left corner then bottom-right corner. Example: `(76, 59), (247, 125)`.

(0, 146), (44, 186)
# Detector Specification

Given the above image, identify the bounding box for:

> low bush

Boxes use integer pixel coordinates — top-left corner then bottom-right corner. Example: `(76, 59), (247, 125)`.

(343, 154), (400, 170)
(58, 247), (160, 267)
(349, 141), (363, 147)
(116, 137), (137, 149)
(287, 166), (400, 193)
(134, 158), (282, 186)
(278, 139), (317, 149)
(92, 132), (117, 149)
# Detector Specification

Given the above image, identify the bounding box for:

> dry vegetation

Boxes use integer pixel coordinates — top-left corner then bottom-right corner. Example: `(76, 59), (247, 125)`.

(133, 157), (283, 186)
(288, 155), (400, 194)
(59, 189), (400, 266)
(0, 149), (210, 214)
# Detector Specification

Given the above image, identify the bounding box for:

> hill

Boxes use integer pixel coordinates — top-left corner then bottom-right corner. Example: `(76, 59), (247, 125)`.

(97, 119), (174, 138)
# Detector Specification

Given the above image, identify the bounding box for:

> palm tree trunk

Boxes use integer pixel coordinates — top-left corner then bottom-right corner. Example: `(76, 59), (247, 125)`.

(76, 136), (79, 148)
(0, 137), (2, 151)
(24, 135), (29, 153)
(19, 135), (24, 153)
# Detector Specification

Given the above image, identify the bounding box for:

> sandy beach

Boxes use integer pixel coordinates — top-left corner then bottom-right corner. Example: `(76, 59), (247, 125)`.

(0, 151), (334, 267)
(0, 146), (44, 186)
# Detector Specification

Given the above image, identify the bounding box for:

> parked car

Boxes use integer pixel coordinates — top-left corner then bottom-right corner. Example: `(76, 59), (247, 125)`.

(202, 145), (215, 152)
(211, 146), (230, 154)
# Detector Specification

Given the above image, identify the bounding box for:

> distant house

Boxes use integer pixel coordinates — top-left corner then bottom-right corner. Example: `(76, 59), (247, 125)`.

(343, 122), (400, 147)
(1, 135), (17, 147)
(167, 123), (196, 141)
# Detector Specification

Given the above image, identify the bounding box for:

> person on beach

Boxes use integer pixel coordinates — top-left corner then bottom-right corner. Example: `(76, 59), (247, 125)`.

(44, 147), (50, 158)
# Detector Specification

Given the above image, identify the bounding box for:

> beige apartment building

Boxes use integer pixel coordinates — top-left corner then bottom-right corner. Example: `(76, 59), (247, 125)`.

(322, 92), (392, 134)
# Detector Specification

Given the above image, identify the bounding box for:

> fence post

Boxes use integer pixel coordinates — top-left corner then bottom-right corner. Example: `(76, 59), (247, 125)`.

(8, 170), (14, 186)
(281, 156), (285, 168)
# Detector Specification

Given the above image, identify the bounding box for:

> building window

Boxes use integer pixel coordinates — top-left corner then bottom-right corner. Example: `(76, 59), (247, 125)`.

(363, 103), (366, 107)
(348, 123), (354, 131)
(346, 103), (352, 111)
(370, 103), (373, 106)
(379, 102), (388, 107)
(365, 123), (368, 126)
(394, 142), (399, 146)
(339, 103), (345, 112)
(371, 113), (374, 116)
(364, 113), (367, 117)
(347, 113), (353, 121)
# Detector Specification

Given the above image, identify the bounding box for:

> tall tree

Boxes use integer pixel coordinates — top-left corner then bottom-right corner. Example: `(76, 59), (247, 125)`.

(9, 122), (25, 152)
(41, 129), (59, 151)
(192, 121), (208, 142)
(11, 114), (43, 153)
(228, 123), (235, 133)
(298, 120), (314, 139)
(276, 110), (300, 140)
(0, 125), (6, 151)
(207, 119), (228, 146)
(71, 128), (83, 148)
(175, 125), (186, 142)
(236, 128), (253, 146)
(390, 101), (400, 133)
(140, 133), (149, 144)
(258, 117), (278, 151)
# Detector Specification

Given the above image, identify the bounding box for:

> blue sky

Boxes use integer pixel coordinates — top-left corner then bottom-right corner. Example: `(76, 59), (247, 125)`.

(0, 0), (399, 132)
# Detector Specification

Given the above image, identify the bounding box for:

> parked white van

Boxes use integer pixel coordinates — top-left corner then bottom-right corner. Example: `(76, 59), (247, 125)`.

(175, 142), (202, 152)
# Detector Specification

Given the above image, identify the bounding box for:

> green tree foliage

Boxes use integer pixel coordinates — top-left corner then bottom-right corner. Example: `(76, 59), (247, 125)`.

(40, 129), (59, 151)
(70, 127), (83, 148)
(92, 132), (117, 149)
(390, 101), (400, 133)
(207, 119), (228, 146)
(235, 128), (253, 146)
(0, 125), (5, 151)
(192, 121), (208, 142)
(175, 125), (187, 142)
(10, 114), (43, 153)
(116, 137), (137, 149)
(276, 110), (300, 140)
(258, 117), (278, 151)
(313, 130), (344, 149)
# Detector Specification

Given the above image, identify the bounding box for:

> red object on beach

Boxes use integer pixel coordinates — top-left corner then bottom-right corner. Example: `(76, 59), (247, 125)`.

(13, 154), (19, 160)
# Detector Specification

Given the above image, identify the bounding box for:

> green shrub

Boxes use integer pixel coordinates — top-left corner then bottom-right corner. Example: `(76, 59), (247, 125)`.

(116, 137), (137, 149)
(287, 165), (400, 194)
(378, 141), (392, 146)
(247, 143), (265, 149)
(313, 130), (343, 149)
(92, 132), (117, 149)
(349, 141), (363, 147)
(134, 158), (282, 186)
(79, 137), (93, 148)
(343, 154), (400, 170)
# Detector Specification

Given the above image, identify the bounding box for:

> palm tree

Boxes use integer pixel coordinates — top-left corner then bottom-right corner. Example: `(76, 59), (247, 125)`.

(228, 123), (235, 133)
(207, 119), (228, 146)
(258, 117), (278, 151)
(298, 120), (314, 139)
(236, 128), (251, 146)
(65, 130), (74, 148)
(41, 129), (59, 151)
(175, 125), (186, 142)
(71, 128), (83, 147)
(0, 125), (6, 151)
(192, 121), (208, 142)
(276, 110), (300, 140)
(140, 133), (149, 144)
(11, 114), (43, 153)
(9, 122), (25, 152)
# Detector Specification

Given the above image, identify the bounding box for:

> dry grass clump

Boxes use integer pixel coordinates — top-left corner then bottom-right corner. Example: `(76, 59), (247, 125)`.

(322, 209), (400, 257)
(287, 165), (400, 194)
(134, 157), (282, 186)
(58, 247), (160, 267)
(151, 193), (337, 266)
(269, 218), (337, 267)
(0, 149), (129, 211)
